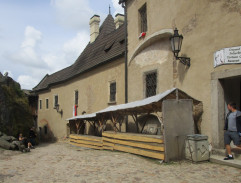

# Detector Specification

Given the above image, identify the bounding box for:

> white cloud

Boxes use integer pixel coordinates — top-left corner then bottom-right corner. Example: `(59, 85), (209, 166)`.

(6, 26), (45, 68)
(112, 0), (124, 16)
(63, 31), (89, 60)
(21, 26), (42, 48)
(51, 0), (94, 30)
(17, 75), (39, 90)
(5, 24), (90, 90)
(41, 30), (89, 73)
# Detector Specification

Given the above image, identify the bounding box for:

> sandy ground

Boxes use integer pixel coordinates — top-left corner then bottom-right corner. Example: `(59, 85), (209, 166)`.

(0, 142), (241, 183)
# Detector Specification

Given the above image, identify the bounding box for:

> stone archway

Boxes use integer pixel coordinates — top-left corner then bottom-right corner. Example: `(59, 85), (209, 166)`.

(38, 119), (56, 142)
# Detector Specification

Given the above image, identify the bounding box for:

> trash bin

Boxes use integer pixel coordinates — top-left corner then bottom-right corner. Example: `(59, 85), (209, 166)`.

(185, 134), (209, 162)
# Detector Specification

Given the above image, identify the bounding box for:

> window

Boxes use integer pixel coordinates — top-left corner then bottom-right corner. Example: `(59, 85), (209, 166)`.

(139, 3), (147, 33)
(39, 99), (42, 109)
(109, 82), (116, 102)
(46, 99), (49, 109)
(145, 71), (157, 98)
(54, 95), (58, 107)
(44, 125), (47, 134)
(75, 90), (78, 105)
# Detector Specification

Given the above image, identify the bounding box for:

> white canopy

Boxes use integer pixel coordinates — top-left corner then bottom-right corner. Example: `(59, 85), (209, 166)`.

(66, 88), (200, 121)
(66, 113), (96, 121)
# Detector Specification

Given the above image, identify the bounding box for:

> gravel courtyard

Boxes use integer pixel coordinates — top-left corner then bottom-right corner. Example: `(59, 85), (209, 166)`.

(0, 141), (241, 183)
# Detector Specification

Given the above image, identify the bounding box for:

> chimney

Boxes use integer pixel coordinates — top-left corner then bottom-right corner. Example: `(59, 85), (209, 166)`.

(89, 15), (100, 43)
(114, 14), (125, 29)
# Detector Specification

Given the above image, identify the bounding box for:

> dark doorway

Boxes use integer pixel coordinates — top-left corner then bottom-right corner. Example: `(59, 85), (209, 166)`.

(222, 77), (241, 114)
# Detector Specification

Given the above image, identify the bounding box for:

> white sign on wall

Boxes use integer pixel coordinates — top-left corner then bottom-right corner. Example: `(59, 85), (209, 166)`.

(214, 46), (241, 67)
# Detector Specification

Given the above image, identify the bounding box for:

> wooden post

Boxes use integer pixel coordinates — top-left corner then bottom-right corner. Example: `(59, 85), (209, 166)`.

(75, 120), (84, 135)
(131, 113), (139, 133)
(111, 114), (120, 132)
(98, 116), (107, 136)
(140, 114), (148, 133)
(75, 120), (80, 134)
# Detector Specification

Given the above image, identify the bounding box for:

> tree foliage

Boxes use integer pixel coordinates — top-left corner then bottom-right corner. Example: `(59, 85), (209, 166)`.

(0, 77), (33, 137)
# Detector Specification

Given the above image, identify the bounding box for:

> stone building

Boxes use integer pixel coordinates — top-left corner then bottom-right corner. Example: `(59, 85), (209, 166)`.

(33, 14), (126, 140)
(34, 0), (241, 151)
(120, 0), (241, 149)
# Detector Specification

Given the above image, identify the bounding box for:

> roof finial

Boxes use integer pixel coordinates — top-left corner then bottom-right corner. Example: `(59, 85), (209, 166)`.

(109, 4), (111, 15)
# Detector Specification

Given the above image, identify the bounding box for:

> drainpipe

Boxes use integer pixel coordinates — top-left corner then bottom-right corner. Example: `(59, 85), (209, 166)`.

(123, 3), (128, 104)
(122, 2), (128, 131)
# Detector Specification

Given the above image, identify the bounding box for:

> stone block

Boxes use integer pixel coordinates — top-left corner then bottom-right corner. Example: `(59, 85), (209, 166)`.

(185, 134), (210, 162)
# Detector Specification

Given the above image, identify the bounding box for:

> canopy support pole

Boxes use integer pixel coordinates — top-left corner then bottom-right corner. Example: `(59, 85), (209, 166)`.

(131, 113), (139, 133)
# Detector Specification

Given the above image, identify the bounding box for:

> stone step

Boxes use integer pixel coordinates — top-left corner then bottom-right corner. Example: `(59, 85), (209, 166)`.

(212, 148), (241, 160)
(210, 155), (241, 169)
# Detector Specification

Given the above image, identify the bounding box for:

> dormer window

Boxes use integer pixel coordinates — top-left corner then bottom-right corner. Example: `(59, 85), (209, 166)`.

(104, 41), (115, 52)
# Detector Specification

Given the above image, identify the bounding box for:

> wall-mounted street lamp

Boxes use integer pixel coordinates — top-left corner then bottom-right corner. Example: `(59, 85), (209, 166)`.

(54, 104), (63, 116)
(170, 28), (190, 66)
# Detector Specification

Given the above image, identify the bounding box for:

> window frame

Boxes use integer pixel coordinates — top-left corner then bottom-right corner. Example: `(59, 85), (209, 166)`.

(144, 70), (157, 98)
(45, 98), (49, 109)
(109, 81), (117, 103)
(139, 3), (147, 33)
(53, 94), (58, 108)
(39, 99), (42, 110)
(74, 90), (78, 106)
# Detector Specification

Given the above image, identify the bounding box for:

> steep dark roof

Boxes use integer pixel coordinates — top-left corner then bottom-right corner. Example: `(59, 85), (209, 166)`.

(33, 14), (125, 92)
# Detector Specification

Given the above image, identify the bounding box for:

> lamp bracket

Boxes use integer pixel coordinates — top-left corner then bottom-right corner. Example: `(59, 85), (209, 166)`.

(176, 56), (190, 67)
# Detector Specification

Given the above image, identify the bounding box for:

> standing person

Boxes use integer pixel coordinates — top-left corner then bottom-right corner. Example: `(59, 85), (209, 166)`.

(29, 127), (37, 146)
(224, 102), (241, 160)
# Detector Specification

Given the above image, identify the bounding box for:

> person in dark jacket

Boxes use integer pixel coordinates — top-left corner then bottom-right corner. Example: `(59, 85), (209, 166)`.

(19, 133), (33, 149)
(224, 102), (241, 160)
(29, 127), (37, 146)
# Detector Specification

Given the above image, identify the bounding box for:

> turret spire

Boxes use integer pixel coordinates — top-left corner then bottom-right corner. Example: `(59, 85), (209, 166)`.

(109, 5), (111, 15)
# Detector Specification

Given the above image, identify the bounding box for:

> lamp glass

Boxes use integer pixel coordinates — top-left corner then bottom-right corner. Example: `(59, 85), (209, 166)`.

(170, 28), (183, 57)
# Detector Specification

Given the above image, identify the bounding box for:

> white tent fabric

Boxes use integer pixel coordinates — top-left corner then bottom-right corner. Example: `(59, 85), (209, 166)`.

(66, 113), (96, 121)
(97, 88), (176, 114)
(66, 88), (177, 121)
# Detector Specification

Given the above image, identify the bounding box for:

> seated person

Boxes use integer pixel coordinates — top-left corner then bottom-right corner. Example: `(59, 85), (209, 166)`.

(19, 133), (34, 149)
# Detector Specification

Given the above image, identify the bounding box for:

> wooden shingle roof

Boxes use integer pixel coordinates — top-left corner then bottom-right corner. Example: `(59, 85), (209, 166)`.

(33, 15), (125, 92)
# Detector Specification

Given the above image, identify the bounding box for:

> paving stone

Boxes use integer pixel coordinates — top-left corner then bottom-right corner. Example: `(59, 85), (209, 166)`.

(0, 142), (241, 182)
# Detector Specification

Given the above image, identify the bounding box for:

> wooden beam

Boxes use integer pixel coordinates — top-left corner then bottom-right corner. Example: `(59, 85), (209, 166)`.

(70, 139), (102, 147)
(114, 144), (164, 160)
(70, 134), (102, 142)
(70, 142), (102, 150)
(102, 141), (114, 148)
(102, 146), (114, 151)
(102, 137), (164, 152)
(131, 113), (139, 133)
(102, 132), (163, 143)
(111, 114), (120, 132)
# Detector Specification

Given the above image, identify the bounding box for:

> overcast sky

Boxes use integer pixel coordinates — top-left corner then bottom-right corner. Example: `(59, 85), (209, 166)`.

(0, 0), (123, 89)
